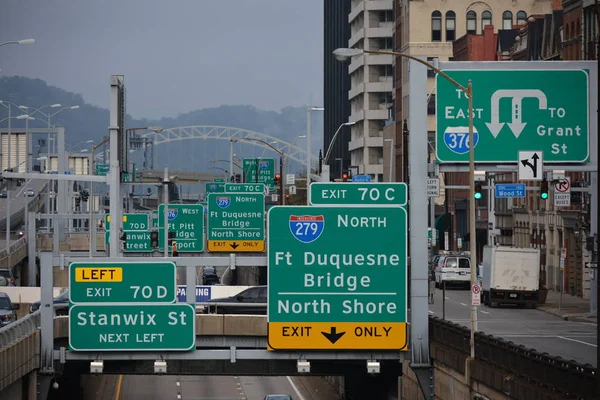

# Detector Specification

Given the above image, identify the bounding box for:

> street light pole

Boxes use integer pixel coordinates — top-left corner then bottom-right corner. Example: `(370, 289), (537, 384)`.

(384, 138), (394, 182)
(334, 47), (477, 397)
(322, 121), (356, 182)
(306, 106), (324, 204)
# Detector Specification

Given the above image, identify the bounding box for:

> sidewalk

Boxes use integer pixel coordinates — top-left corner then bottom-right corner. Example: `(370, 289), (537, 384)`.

(538, 289), (597, 324)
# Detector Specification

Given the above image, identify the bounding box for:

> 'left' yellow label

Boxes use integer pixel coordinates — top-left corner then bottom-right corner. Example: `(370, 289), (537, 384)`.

(75, 267), (123, 282)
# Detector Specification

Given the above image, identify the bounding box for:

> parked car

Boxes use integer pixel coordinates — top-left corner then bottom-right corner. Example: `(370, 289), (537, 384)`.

(202, 267), (220, 285)
(434, 254), (471, 289)
(204, 285), (267, 314)
(0, 268), (16, 287)
(29, 289), (69, 315)
(0, 292), (19, 327)
(0, 190), (7, 198)
(24, 188), (35, 197)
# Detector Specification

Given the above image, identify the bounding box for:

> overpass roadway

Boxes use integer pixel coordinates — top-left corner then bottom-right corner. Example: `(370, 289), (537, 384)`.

(0, 178), (47, 232)
(429, 288), (597, 366)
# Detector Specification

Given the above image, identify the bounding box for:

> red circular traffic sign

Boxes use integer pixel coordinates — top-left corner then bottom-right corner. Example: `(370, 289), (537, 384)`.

(555, 178), (570, 193)
(472, 284), (481, 295)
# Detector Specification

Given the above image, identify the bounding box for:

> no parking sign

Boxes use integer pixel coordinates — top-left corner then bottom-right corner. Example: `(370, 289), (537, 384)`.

(471, 284), (481, 306)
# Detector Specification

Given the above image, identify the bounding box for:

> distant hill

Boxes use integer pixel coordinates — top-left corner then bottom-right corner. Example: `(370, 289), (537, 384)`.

(0, 76), (323, 174)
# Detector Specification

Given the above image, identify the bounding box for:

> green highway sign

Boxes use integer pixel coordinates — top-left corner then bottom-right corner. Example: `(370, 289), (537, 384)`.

(206, 182), (225, 193)
(69, 261), (176, 304)
(225, 183), (265, 193)
(158, 204), (204, 252)
(207, 193), (265, 252)
(104, 213), (151, 252)
(243, 158), (275, 189)
(95, 163), (109, 176)
(213, 178), (226, 183)
(105, 231), (153, 252)
(69, 304), (195, 351)
(267, 206), (408, 350)
(309, 183), (407, 206)
(436, 69), (590, 163)
(105, 213), (149, 232)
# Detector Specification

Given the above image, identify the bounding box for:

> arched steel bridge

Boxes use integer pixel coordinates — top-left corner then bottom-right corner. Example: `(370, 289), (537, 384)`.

(97, 125), (318, 168)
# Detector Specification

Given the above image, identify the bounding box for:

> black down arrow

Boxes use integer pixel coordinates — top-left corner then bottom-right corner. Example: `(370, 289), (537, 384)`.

(230, 242), (239, 249)
(321, 327), (346, 344)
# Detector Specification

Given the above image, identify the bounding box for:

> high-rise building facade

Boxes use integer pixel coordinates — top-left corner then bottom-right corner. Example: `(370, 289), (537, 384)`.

(323, 0), (352, 180)
(347, 0), (395, 181)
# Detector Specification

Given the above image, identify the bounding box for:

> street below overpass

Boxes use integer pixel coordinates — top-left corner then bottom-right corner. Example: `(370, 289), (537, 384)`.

(429, 287), (597, 366)
(84, 374), (342, 400)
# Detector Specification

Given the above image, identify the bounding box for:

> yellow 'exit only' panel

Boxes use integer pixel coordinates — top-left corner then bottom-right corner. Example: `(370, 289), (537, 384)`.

(208, 240), (265, 252)
(74, 267), (123, 282)
(267, 322), (408, 350)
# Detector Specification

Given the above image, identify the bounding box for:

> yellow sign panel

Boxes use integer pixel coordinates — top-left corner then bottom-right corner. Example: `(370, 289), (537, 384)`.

(267, 322), (408, 350)
(74, 267), (123, 282)
(208, 240), (265, 252)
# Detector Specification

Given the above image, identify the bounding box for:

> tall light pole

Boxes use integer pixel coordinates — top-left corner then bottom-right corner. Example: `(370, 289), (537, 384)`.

(0, 38), (35, 48)
(335, 47), (476, 393)
(288, 135), (306, 174)
(89, 137), (109, 256)
(322, 121), (356, 182)
(306, 106), (324, 204)
(384, 138), (394, 182)
(34, 105), (80, 230)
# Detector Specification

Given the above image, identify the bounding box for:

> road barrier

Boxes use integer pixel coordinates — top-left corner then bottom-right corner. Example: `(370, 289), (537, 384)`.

(429, 316), (596, 399)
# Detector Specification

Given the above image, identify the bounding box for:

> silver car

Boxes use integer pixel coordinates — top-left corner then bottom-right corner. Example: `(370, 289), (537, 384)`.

(25, 188), (35, 197)
(0, 292), (19, 327)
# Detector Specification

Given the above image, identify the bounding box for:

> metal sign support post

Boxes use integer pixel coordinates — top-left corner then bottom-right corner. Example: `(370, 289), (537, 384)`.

(108, 77), (123, 257)
(38, 251), (54, 398)
(163, 166), (170, 258)
(408, 57), (434, 399)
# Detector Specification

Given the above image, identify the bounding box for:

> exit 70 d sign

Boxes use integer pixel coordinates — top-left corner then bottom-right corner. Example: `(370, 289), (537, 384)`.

(435, 69), (589, 163)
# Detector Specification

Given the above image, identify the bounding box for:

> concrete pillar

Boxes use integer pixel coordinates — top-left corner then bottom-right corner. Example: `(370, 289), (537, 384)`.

(27, 370), (37, 400)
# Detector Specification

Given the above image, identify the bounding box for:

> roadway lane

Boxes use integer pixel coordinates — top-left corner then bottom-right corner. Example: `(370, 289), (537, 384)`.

(0, 178), (47, 231)
(429, 287), (597, 366)
(115, 374), (341, 400)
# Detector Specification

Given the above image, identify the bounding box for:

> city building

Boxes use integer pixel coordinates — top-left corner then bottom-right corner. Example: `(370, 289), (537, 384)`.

(323, 0), (352, 180)
(387, 0), (554, 254)
(347, 0), (395, 181)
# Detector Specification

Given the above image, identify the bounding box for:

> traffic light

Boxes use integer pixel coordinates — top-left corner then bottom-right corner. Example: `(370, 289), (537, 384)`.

(168, 231), (176, 246)
(286, 194), (290, 199)
(474, 183), (483, 199)
(150, 231), (159, 248)
(274, 173), (281, 185)
(342, 173), (348, 182)
(540, 178), (549, 199)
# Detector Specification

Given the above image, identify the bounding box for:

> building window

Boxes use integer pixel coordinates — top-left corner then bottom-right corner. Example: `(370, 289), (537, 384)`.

(503, 11), (513, 29)
(379, 10), (394, 23)
(446, 11), (456, 41)
(427, 94), (436, 115)
(432, 11), (442, 41)
(516, 11), (527, 26)
(482, 11), (492, 30)
(379, 37), (393, 50)
(426, 57), (438, 78)
(467, 11), (477, 34)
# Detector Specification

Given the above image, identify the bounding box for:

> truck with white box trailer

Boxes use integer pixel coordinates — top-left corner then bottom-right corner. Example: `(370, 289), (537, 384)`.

(481, 246), (541, 308)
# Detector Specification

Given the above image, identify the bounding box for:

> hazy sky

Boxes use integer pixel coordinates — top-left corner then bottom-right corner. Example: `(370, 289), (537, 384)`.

(0, 0), (324, 119)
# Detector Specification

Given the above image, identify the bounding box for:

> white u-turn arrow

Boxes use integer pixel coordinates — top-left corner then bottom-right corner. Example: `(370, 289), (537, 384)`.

(485, 89), (548, 138)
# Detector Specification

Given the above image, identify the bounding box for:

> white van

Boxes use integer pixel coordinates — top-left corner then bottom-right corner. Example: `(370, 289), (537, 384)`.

(434, 255), (471, 289)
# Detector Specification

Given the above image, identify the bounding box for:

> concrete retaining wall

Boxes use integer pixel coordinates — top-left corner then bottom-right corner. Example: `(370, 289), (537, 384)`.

(399, 360), (510, 400)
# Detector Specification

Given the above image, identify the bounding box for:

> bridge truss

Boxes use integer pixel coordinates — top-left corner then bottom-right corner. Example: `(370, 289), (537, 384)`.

(97, 125), (319, 171)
